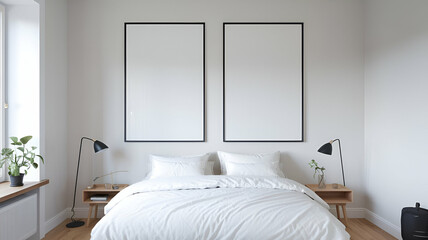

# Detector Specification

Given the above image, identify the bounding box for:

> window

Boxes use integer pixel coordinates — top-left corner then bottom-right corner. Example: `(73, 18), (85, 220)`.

(0, 4), (5, 182)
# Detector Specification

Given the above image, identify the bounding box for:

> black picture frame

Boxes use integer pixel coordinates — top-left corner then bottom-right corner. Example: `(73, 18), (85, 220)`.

(223, 22), (304, 142)
(124, 22), (206, 142)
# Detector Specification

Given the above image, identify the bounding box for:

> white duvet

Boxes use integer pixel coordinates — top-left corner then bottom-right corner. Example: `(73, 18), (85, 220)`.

(91, 176), (350, 240)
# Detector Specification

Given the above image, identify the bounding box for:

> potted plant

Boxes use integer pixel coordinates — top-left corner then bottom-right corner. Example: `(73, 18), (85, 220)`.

(309, 159), (326, 188)
(0, 136), (44, 187)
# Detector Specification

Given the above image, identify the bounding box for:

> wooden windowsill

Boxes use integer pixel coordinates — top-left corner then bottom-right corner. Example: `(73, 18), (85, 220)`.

(0, 179), (49, 203)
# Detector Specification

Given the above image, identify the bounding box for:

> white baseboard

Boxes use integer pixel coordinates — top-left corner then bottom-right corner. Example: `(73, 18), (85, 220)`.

(329, 207), (366, 218)
(365, 209), (401, 239)
(329, 207), (400, 239)
(44, 206), (104, 233)
(44, 208), (68, 233)
(66, 206), (105, 219)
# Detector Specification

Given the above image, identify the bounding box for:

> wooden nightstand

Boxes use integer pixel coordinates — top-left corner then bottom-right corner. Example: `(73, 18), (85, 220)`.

(305, 184), (353, 226)
(82, 184), (128, 226)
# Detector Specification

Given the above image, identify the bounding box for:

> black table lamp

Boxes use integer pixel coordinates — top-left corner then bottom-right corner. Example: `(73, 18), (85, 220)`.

(66, 137), (108, 228)
(318, 139), (346, 186)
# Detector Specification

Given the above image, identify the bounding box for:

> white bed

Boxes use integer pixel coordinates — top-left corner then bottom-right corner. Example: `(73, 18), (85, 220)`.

(91, 176), (350, 240)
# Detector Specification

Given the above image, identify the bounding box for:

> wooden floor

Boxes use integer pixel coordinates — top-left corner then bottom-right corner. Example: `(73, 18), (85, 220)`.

(43, 219), (100, 240)
(346, 218), (397, 240)
(43, 218), (396, 240)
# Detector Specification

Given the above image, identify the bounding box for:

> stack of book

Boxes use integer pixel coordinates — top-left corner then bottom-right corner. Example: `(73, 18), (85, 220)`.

(90, 194), (108, 201)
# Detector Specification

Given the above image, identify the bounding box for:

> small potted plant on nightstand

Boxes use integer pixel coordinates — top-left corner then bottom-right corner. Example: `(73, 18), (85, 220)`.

(0, 136), (44, 187)
(309, 159), (326, 188)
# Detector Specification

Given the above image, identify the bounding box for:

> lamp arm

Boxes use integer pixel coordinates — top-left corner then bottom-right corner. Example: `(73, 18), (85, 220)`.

(82, 136), (95, 142)
(93, 170), (128, 182)
(332, 139), (346, 186)
(70, 137), (95, 222)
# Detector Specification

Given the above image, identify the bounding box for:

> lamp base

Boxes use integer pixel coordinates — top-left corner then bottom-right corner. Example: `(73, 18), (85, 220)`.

(66, 220), (85, 228)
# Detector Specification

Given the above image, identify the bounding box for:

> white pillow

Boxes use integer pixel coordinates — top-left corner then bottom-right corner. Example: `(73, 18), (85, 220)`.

(217, 151), (284, 177)
(205, 160), (215, 175)
(148, 154), (210, 179)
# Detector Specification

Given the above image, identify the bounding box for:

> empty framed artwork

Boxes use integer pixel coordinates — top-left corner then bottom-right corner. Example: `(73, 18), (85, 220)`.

(223, 22), (304, 142)
(125, 22), (205, 142)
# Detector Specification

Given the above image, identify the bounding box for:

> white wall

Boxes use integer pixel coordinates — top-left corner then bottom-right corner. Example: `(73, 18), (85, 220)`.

(43, 0), (68, 229)
(364, 0), (428, 234)
(5, 3), (40, 181)
(33, 0), (69, 232)
(67, 0), (365, 211)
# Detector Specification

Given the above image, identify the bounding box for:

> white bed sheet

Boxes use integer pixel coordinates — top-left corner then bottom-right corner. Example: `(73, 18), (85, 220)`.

(91, 176), (350, 240)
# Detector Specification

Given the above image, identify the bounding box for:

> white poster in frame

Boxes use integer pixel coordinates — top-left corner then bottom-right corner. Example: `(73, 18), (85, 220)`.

(223, 22), (304, 142)
(125, 22), (205, 142)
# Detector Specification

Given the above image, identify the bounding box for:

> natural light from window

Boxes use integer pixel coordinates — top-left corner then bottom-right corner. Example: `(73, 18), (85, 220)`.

(0, 4), (5, 182)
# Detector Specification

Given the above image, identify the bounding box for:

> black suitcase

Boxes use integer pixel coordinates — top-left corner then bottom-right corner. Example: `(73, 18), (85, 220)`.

(402, 202), (428, 240)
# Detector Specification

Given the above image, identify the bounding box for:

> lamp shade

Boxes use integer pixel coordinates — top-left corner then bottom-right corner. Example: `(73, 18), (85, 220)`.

(93, 140), (108, 153)
(318, 142), (332, 155)
(317, 139), (346, 186)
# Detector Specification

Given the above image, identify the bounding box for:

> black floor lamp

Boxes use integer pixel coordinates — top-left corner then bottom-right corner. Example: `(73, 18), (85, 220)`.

(317, 139), (346, 186)
(66, 137), (108, 228)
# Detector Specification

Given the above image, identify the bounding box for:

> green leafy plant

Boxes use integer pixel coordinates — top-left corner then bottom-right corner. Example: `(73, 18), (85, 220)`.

(308, 159), (325, 178)
(0, 136), (44, 176)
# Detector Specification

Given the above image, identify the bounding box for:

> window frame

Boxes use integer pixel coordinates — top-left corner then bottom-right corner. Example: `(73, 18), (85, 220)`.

(0, 4), (5, 182)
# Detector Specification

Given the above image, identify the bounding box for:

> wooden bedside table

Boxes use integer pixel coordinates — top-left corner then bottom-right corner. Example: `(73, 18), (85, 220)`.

(305, 184), (353, 226)
(82, 184), (128, 226)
